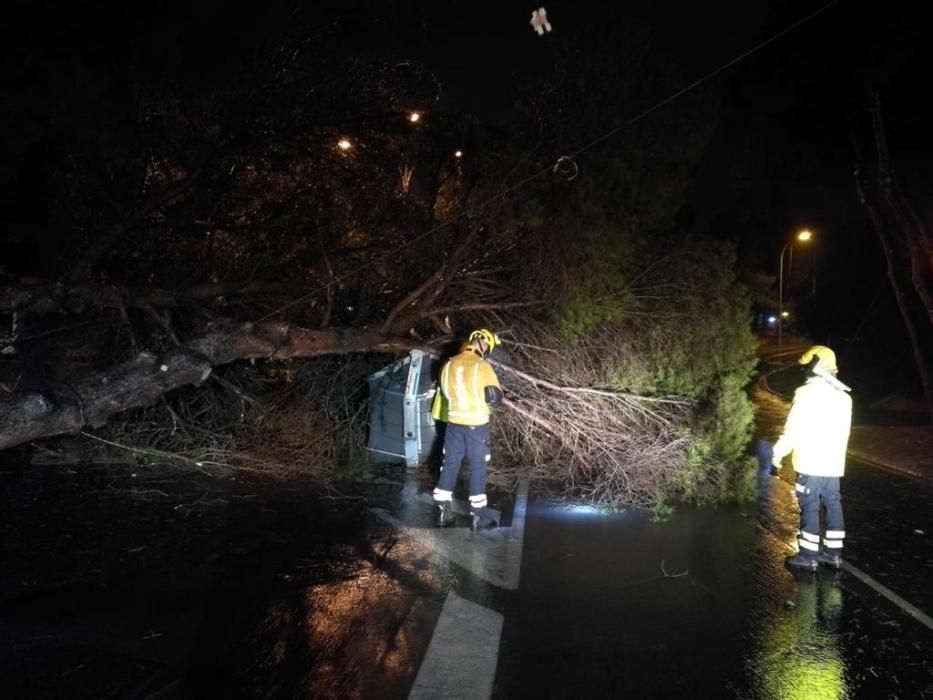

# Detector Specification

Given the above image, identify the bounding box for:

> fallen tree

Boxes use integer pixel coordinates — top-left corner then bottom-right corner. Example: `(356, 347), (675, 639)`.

(0, 225), (759, 508)
(0, 14), (759, 509)
(0, 308), (726, 509)
(0, 320), (413, 450)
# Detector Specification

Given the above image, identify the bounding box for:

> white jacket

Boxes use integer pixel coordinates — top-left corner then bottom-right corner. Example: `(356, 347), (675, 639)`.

(772, 375), (852, 477)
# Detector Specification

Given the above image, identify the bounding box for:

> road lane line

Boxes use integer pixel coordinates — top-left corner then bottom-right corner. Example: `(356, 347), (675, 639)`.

(841, 561), (933, 631)
(408, 592), (503, 700)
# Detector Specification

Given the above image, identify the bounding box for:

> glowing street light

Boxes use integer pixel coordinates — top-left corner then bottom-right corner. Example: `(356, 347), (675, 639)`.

(778, 229), (813, 346)
(408, 111), (421, 123)
(337, 138), (352, 152)
(454, 150), (463, 158)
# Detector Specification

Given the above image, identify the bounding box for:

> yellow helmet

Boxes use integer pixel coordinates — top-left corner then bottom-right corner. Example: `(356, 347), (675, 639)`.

(468, 328), (500, 352)
(799, 345), (837, 373)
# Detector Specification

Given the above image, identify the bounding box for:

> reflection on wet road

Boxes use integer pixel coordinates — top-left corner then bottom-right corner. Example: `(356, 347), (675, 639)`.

(493, 474), (933, 698)
(2, 369), (932, 698)
(492, 380), (933, 699)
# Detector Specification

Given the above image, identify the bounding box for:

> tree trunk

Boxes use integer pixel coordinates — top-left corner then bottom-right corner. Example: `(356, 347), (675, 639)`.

(0, 320), (414, 451)
(863, 91), (933, 421)
(869, 91), (933, 331)
(854, 167), (933, 421)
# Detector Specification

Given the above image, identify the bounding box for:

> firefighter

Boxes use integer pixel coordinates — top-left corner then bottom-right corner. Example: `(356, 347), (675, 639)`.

(772, 345), (852, 571)
(431, 328), (503, 530)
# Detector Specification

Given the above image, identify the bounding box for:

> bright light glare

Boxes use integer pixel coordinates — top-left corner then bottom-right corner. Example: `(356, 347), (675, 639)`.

(531, 503), (638, 523)
(454, 150), (463, 158)
(781, 311), (790, 318)
(768, 316), (777, 324)
(408, 111), (421, 123)
(797, 229), (813, 242)
(337, 138), (352, 151)
(570, 505), (602, 515)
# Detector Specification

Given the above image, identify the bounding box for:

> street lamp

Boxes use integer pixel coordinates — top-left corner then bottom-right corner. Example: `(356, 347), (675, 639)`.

(408, 111), (421, 123)
(778, 229), (813, 346)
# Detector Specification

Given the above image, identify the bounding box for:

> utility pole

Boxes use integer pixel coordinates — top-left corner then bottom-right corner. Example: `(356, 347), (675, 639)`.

(778, 229), (813, 347)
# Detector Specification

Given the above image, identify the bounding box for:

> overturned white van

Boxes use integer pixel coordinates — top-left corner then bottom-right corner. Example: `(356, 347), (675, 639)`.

(367, 349), (443, 468)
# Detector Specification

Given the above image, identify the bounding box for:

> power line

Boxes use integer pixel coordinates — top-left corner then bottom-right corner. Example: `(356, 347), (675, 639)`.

(571, 0), (841, 158)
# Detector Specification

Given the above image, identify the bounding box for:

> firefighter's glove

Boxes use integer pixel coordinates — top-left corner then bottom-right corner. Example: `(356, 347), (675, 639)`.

(484, 385), (503, 409)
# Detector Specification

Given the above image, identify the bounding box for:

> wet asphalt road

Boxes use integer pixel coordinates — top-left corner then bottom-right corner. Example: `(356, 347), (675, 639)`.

(2, 358), (932, 698)
(492, 464), (933, 699)
(493, 360), (933, 699)
(4, 456), (930, 699)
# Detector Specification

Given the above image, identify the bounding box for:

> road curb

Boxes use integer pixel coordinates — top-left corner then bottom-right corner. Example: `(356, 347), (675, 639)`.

(846, 451), (928, 481)
(758, 369), (791, 401)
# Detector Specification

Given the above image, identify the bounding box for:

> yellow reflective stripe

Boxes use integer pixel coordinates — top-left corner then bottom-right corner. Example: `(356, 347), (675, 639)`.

(440, 363), (450, 397)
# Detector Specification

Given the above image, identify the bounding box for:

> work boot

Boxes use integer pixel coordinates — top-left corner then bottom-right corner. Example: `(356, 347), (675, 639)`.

(470, 511), (496, 532)
(437, 502), (455, 528)
(785, 552), (818, 571)
(817, 548), (843, 569)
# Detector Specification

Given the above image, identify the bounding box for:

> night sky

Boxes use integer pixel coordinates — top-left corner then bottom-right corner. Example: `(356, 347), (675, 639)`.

(2, 0), (930, 388)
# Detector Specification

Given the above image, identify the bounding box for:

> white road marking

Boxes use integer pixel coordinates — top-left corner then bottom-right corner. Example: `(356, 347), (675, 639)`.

(385, 480), (528, 699)
(841, 561), (933, 631)
(407, 592), (504, 700)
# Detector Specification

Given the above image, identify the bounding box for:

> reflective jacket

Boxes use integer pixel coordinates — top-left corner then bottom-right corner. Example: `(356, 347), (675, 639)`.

(432, 348), (501, 426)
(772, 375), (852, 477)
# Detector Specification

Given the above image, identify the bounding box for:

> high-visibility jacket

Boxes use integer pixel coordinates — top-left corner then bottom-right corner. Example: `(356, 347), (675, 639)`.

(432, 348), (501, 426)
(772, 375), (852, 477)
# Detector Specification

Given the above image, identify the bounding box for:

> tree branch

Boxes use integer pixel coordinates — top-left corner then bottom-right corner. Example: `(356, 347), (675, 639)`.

(380, 223), (483, 334)
(0, 280), (287, 318)
(492, 362), (690, 405)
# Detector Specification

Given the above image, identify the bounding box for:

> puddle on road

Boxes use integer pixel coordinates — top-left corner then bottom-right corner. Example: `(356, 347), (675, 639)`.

(493, 470), (933, 699)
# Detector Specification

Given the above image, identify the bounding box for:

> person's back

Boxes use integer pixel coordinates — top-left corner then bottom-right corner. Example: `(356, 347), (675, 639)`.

(439, 347), (500, 427)
(773, 345), (852, 571)
(787, 377), (852, 477)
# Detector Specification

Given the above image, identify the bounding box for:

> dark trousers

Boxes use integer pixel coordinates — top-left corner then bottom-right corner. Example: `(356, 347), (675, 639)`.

(795, 473), (845, 556)
(436, 423), (491, 500)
